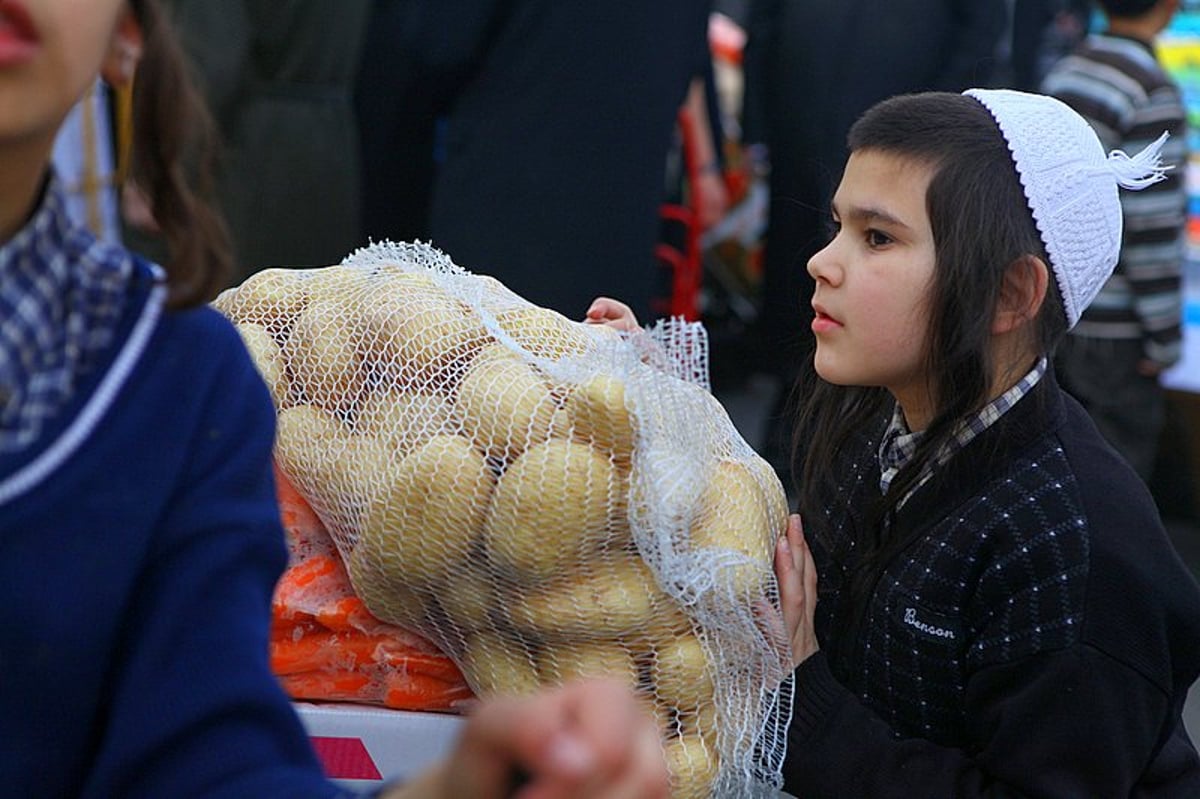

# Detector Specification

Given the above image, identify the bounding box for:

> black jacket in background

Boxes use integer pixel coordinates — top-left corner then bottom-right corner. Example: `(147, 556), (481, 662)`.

(384, 0), (711, 322)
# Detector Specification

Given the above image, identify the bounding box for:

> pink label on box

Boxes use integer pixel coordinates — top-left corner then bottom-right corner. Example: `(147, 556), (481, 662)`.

(310, 736), (383, 780)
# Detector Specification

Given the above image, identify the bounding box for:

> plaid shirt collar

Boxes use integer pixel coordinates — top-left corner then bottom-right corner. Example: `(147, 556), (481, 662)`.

(0, 174), (134, 453)
(878, 358), (1048, 501)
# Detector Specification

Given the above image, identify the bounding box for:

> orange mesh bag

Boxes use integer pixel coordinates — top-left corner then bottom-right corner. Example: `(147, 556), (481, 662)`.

(216, 242), (794, 798)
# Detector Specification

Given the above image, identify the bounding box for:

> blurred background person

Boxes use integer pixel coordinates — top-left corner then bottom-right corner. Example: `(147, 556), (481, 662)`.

(1004, 0), (1092, 91)
(740, 0), (1007, 483)
(156, 0), (370, 284)
(1041, 0), (1189, 482)
(355, 0), (440, 246)
(357, 1), (712, 323)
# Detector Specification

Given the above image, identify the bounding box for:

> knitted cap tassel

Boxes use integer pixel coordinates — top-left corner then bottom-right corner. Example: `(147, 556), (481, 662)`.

(1105, 131), (1172, 190)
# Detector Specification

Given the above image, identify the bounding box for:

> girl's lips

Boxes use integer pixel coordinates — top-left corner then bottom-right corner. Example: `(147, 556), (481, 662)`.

(811, 313), (842, 334)
(811, 302), (842, 333)
(0, 1), (39, 65)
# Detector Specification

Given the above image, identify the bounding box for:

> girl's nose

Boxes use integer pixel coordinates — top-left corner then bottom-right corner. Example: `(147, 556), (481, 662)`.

(807, 239), (840, 285)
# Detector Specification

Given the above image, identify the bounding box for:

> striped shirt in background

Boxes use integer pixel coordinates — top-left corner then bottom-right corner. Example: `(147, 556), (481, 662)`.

(1041, 32), (1188, 367)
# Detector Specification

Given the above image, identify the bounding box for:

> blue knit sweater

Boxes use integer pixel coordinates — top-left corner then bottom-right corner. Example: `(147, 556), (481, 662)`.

(0, 201), (345, 796)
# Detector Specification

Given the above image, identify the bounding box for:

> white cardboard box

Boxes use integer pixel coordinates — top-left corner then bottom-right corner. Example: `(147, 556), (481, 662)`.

(294, 702), (465, 791)
(295, 701), (801, 797)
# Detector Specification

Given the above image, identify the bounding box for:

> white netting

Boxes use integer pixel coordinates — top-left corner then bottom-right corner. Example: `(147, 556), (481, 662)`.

(214, 241), (794, 798)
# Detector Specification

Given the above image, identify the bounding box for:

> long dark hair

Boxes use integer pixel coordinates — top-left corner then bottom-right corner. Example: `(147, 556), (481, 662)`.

(793, 92), (1068, 563)
(127, 0), (232, 308)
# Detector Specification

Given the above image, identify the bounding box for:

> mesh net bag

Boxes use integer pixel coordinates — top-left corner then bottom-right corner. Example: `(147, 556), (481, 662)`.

(214, 241), (794, 798)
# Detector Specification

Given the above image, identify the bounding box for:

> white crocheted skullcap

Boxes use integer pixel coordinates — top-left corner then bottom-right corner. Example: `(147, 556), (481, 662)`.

(964, 88), (1170, 328)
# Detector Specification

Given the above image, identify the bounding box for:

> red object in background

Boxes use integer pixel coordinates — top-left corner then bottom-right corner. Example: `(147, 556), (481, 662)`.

(656, 106), (705, 321)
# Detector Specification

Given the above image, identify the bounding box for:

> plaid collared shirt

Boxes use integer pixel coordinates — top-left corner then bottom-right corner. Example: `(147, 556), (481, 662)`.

(878, 358), (1049, 503)
(0, 176), (133, 453)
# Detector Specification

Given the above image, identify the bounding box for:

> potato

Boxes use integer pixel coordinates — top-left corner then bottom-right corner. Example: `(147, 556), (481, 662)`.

(438, 570), (500, 635)
(650, 632), (715, 713)
(274, 405), (351, 504)
(539, 640), (640, 693)
(355, 388), (459, 453)
(495, 305), (592, 360)
(458, 631), (541, 698)
(664, 733), (720, 799)
(346, 545), (432, 633)
(546, 403), (573, 440)
(359, 434), (494, 586)
(337, 431), (401, 510)
(235, 322), (289, 406)
(362, 272), (492, 379)
(564, 373), (635, 463)
(675, 702), (720, 746)
(485, 439), (626, 580)
(635, 604), (696, 644)
(511, 555), (670, 638)
(304, 263), (373, 299)
(275, 406), (401, 538)
(454, 345), (556, 458)
(690, 460), (775, 599)
(283, 297), (368, 411)
(216, 267), (309, 331)
(745, 454), (789, 546)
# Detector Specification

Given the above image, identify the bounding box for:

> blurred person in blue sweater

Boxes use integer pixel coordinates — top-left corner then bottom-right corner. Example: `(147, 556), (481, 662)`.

(0, 1), (668, 797)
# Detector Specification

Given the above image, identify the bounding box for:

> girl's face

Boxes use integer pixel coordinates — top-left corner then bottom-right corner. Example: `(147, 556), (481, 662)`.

(0, 0), (130, 151)
(808, 149), (939, 429)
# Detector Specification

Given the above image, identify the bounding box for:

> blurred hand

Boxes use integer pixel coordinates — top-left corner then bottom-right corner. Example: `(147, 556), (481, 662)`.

(397, 678), (670, 799)
(693, 169), (729, 230)
(774, 514), (819, 669)
(584, 297), (640, 333)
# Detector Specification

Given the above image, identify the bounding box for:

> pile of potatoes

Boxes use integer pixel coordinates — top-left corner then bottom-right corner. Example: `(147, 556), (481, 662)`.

(214, 257), (788, 799)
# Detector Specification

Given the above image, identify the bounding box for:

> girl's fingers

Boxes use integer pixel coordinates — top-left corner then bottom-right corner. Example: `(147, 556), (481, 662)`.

(774, 515), (805, 662)
(583, 297), (639, 330)
(515, 679), (669, 799)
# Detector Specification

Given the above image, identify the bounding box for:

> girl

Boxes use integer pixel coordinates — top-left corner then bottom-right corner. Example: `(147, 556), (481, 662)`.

(770, 89), (1200, 796)
(591, 86), (1200, 797)
(0, 2), (665, 797)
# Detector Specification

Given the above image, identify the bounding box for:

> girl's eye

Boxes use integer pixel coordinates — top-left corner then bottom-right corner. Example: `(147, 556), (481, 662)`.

(865, 228), (893, 248)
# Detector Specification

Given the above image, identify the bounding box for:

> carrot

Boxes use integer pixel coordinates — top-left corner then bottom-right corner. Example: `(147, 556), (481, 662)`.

(313, 595), (371, 632)
(282, 553), (340, 590)
(273, 553), (349, 622)
(270, 618), (323, 643)
(273, 462), (324, 539)
(271, 630), (398, 676)
(382, 670), (475, 711)
(375, 650), (468, 684)
(279, 669), (377, 703)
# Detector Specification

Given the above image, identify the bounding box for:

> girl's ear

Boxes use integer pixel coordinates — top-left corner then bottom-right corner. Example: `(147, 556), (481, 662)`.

(993, 255), (1049, 335)
(100, 7), (144, 89)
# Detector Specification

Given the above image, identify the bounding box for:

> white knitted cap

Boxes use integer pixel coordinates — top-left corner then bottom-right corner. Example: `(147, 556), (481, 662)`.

(963, 88), (1170, 328)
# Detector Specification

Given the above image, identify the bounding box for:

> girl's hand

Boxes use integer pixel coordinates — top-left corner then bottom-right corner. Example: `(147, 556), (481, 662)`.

(401, 678), (670, 799)
(774, 513), (819, 669)
(584, 297), (640, 333)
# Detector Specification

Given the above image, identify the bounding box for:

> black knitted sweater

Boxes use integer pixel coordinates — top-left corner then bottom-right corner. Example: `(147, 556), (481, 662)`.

(783, 375), (1200, 798)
